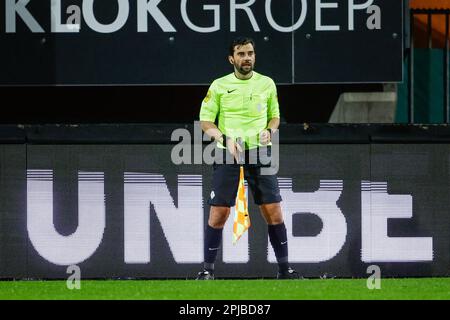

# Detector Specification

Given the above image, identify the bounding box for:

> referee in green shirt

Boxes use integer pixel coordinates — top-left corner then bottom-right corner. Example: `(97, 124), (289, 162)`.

(197, 37), (299, 280)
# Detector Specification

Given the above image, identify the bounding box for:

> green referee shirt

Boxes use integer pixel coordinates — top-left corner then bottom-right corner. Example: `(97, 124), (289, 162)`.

(199, 71), (280, 150)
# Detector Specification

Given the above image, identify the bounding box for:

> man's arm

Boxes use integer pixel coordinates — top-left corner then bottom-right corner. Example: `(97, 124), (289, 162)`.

(200, 121), (224, 144)
(261, 79), (281, 145)
(201, 121), (242, 160)
(260, 117), (280, 145)
(267, 117), (280, 133)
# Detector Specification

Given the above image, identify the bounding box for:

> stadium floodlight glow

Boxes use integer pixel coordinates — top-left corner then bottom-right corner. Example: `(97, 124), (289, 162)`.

(4, 0), (382, 33)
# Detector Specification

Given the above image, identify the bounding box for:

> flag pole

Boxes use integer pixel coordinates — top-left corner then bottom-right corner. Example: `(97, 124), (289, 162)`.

(232, 137), (250, 245)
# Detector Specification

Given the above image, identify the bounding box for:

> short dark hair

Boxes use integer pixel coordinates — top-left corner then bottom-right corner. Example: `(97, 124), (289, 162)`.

(229, 37), (255, 56)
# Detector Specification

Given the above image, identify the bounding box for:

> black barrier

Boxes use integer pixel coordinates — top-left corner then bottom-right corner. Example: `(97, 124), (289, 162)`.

(0, 124), (449, 279)
(8, 123), (450, 144)
(0, 0), (403, 85)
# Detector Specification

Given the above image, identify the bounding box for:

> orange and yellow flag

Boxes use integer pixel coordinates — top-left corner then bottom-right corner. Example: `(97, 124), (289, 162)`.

(233, 166), (250, 244)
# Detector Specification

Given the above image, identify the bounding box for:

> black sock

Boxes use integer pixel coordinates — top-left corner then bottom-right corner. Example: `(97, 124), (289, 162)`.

(203, 225), (223, 272)
(268, 223), (289, 272)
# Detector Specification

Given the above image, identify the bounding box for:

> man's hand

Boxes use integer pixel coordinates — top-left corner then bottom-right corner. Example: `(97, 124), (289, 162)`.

(259, 129), (271, 145)
(226, 137), (243, 162)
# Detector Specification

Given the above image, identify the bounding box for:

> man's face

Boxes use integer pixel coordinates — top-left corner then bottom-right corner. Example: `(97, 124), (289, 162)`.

(229, 43), (255, 76)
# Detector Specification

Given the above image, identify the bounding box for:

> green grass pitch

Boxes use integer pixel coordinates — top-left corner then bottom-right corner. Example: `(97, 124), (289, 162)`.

(0, 278), (449, 300)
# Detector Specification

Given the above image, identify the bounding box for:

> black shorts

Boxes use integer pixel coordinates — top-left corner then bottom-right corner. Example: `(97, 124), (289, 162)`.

(207, 163), (282, 207)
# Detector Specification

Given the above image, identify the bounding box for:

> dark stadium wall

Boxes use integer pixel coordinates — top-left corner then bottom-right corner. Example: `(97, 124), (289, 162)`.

(0, 0), (399, 123)
(0, 84), (383, 124)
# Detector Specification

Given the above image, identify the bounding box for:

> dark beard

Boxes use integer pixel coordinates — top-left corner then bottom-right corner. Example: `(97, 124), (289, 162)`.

(236, 63), (253, 75)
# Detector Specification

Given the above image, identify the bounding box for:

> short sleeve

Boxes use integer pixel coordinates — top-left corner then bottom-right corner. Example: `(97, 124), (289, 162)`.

(267, 80), (280, 119)
(199, 82), (220, 122)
